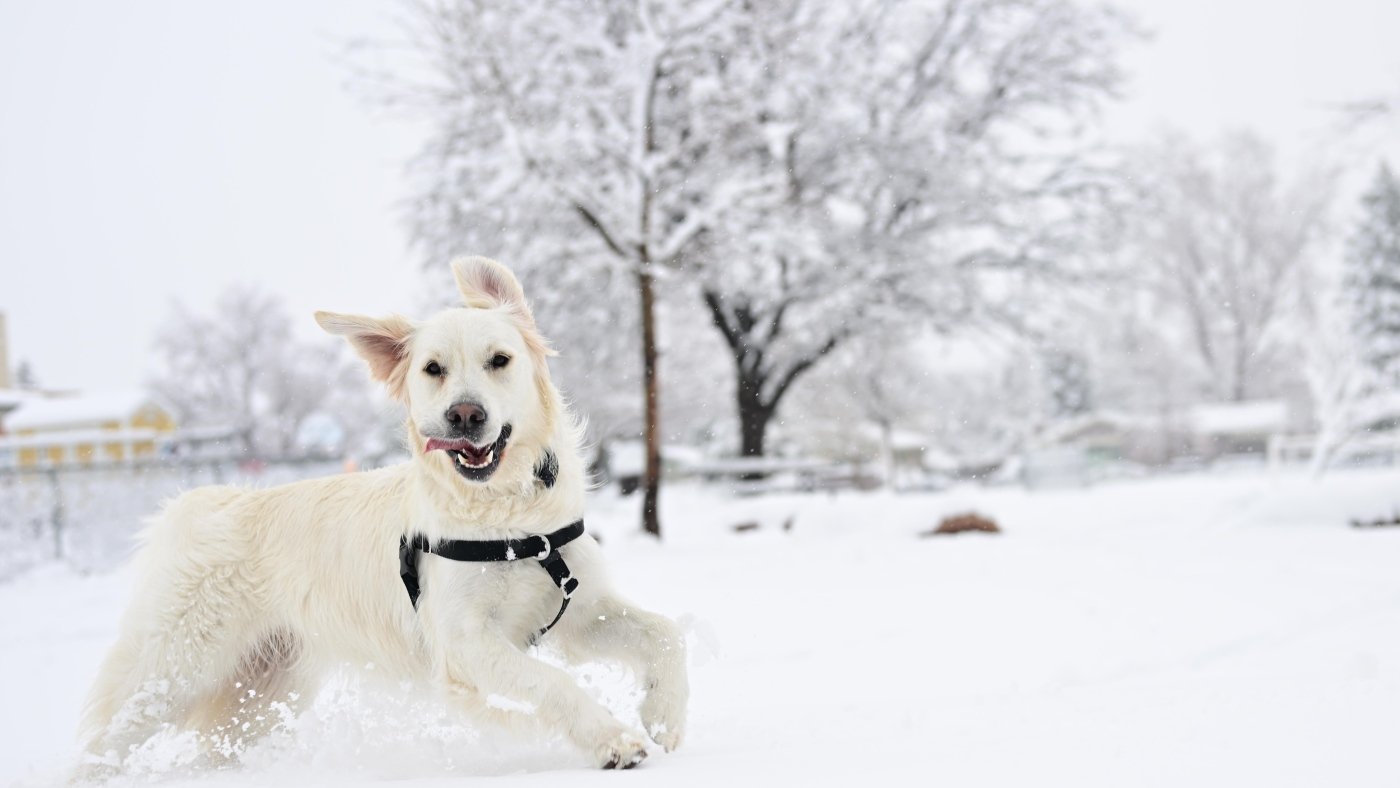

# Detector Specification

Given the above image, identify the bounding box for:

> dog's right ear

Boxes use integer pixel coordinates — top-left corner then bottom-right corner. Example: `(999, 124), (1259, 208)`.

(315, 311), (415, 399)
(452, 256), (528, 312)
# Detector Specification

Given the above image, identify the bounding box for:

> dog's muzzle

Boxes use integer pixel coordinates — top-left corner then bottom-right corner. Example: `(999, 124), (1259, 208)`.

(425, 423), (512, 482)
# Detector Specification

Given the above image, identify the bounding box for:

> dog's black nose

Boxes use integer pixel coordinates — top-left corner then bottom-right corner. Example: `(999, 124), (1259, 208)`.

(445, 401), (488, 432)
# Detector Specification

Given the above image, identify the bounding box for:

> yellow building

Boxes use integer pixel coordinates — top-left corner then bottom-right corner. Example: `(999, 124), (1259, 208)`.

(0, 391), (177, 469)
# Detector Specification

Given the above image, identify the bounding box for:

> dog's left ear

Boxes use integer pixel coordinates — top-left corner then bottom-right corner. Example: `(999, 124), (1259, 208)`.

(452, 256), (557, 357)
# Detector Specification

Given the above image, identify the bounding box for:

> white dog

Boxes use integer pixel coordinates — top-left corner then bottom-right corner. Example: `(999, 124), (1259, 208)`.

(79, 257), (687, 775)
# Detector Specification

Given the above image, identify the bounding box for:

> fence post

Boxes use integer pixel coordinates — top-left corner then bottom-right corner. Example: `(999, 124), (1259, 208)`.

(46, 466), (65, 561)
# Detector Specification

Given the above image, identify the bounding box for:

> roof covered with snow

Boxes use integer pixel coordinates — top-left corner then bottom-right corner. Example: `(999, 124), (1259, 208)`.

(4, 390), (162, 431)
(0, 388), (44, 411)
(1039, 410), (1154, 444)
(1189, 400), (1289, 435)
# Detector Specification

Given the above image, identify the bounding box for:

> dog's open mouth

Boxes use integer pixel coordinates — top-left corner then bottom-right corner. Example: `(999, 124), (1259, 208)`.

(425, 424), (512, 482)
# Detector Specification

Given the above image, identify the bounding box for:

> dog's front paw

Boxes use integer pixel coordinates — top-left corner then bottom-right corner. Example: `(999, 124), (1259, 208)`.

(596, 730), (648, 770)
(645, 721), (683, 753)
(640, 692), (686, 752)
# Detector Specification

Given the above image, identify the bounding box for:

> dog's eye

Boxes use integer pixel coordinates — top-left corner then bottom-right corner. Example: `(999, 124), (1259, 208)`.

(490, 354), (511, 370)
(424, 361), (443, 377)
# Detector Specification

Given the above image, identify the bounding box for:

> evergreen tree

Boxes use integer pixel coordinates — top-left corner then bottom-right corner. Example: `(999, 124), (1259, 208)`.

(1345, 163), (1400, 385)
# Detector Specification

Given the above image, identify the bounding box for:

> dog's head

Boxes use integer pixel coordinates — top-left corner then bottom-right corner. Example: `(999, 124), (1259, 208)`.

(316, 257), (558, 488)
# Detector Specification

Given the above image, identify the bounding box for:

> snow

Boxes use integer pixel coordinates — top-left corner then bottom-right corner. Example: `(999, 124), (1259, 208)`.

(682, 456), (834, 474)
(3, 466), (1400, 787)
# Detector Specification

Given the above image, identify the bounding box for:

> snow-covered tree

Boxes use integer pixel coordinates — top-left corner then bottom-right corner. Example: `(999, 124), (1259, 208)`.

(1300, 272), (1376, 475)
(1343, 163), (1400, 385)
(150, 287), (380, 460)
(386, 0), (1130, 530)
(681, 0), (1128, 460)
(1295, 161), (1400, 474)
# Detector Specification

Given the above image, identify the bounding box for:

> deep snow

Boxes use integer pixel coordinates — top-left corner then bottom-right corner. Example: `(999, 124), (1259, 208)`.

(3, 467), (1399, 787)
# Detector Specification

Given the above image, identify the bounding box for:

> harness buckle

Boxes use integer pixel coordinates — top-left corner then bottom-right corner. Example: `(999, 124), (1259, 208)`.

(561, 575), (577, 599)
(536, 535), (551, 559)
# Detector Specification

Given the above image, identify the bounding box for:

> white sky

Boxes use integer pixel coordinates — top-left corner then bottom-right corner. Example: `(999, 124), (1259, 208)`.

(2, 0), (1399, 392)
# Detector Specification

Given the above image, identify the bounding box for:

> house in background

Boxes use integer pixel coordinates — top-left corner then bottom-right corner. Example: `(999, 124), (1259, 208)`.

(1024, 399), (1299, 486)
(0, 390), (177, 469)
(1187, 399), (1291, 458)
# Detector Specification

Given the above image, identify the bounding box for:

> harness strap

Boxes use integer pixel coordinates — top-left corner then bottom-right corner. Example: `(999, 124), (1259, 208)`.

(398, 519), (585, 641)
(536, 550), (579, 634)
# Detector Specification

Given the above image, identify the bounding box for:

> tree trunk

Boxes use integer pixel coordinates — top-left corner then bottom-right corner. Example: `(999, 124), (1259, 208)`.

(736, 370), (774, 482)
(738, 390), (771, 458)
(701, 289), (843, 475)
(635, 60), (664, 538)
(637, 264), (662, 538)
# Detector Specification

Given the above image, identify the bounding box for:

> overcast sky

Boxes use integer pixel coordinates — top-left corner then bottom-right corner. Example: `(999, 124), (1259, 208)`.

(2, 0), (1398, 392)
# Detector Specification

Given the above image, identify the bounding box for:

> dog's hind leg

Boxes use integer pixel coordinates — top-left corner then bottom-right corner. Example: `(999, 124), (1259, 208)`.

(78, 611), (235, 774)
(186, 629), (311, 764)
(80, 629), (144, 750)
(76, 643), (212, 782)
(76, 630), (162, 782)
(80, 534), (267, 772)
(553, 595), (689, 753)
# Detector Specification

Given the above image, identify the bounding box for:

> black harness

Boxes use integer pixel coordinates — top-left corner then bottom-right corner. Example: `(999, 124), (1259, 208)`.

(398, 450), (583, 641)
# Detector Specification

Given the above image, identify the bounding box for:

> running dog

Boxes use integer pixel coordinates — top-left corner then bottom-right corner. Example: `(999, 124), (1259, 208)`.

(80, 257), (687, 775)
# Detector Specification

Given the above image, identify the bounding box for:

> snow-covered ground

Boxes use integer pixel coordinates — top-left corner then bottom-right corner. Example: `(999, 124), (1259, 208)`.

(3, 467), (1399, 787)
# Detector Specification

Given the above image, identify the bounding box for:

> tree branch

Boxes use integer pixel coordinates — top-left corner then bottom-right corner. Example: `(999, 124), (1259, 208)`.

(702, 289), (744, 355)
(574, 203), (632, 260)
(763, 333), (843, 409)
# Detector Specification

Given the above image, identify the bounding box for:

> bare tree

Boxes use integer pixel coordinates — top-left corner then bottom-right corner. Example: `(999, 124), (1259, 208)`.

(1127, 132), (1332, 402)
(151, 286), (378, 460)
(785, 335), (939, 485)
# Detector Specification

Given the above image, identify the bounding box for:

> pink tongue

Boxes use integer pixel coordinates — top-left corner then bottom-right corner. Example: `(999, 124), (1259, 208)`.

(426, 437), (475, 453)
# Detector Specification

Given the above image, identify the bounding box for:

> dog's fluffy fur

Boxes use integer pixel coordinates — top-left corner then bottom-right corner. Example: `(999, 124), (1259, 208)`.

(79, 257), (687, 775)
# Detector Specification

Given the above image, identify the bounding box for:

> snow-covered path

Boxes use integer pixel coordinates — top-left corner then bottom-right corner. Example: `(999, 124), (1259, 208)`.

(4, 468), (1399, 786)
